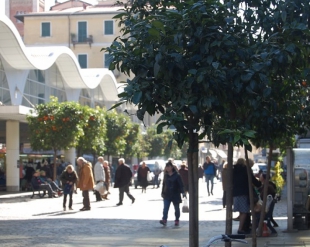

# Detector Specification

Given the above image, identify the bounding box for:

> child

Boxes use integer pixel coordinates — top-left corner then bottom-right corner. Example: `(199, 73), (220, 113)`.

(60, 165), (78, 211)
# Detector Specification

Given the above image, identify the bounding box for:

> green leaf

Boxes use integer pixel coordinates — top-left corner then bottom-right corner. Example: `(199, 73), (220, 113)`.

(212, 62), (219, 69)
(281, 11), (287, 22)
(132, 91), (142, 104)
(148, 28), (160, 38)
(188, 69), (197, 75)
(157, 122), (167, 134)
(154, 62), (160, 77)
(243, 130), (256, 138)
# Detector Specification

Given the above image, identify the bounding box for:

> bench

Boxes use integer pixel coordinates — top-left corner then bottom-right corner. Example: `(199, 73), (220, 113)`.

(30, 184), (46, 199)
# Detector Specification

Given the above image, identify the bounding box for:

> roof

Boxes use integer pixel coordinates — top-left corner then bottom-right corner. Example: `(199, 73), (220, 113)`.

(15, 6), (122, 21)
(0, 14), (119, 102)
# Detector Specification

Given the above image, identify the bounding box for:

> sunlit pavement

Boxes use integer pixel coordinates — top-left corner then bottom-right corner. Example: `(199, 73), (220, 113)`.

(0, 180), (309, 247)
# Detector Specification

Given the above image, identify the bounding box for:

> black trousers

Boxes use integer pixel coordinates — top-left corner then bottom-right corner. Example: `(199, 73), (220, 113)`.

(119, 184), (134, 203)
(82, 190), (90, 208)
(63, 192), (73, 208)
(95, 181), (102, 201)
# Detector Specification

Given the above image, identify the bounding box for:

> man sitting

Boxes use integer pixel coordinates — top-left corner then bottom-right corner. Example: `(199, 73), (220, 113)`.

(31, 170), (57, 198)
(39, 170), (62, 194)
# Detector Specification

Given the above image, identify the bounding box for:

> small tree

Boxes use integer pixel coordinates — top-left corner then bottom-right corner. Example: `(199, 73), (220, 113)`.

(123, 122), (141, 160)
(76, 106), (107, 163)
(27, 97), (84, 179)
(105, 110), (130, 160)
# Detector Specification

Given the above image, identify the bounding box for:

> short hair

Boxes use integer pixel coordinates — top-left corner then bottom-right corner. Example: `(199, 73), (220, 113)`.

(77, 157), (87, 163)
(98, 156), (104, 161)
(118, 158), (125, 163)
(103, 161), (109, 165)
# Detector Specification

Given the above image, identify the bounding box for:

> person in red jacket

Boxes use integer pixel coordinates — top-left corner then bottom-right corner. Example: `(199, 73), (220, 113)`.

(178, 161), (189, 195)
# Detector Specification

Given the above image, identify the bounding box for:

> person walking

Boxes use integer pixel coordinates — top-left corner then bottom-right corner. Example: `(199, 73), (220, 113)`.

(203, 156), (216, 196)
(160, 161), (186, 227)
(221, 162), (228, 208)
(178, 161), (189, 195)
(60, 164), (78, 211)
(114, 158), (135, 206)
(137, 161), (151, 193)
(102, 161), (111, 199)
(233, 158), (261, 234)
(153, 162), (162, 189)
(94, 156), (105, 202)
(77, 157), (95, 211)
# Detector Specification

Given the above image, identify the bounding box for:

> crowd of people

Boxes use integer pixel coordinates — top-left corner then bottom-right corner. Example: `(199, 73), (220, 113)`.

(18, 154), (279, 234)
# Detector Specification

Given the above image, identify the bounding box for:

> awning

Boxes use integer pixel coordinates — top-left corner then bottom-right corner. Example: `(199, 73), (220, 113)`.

(216, 149), (227, 159)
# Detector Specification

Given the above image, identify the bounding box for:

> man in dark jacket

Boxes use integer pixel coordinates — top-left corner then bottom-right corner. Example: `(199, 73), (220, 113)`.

(178, 161), (189, 195)
(114, 158), (135, 206)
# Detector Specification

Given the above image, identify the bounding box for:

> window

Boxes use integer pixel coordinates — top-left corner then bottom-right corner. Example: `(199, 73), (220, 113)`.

(104, 20), (114, 35)
(78, 54), (87, 68)
(104, 54), (113, 68)
(41, 22), (51, 37)
(78, 21), (87, 42)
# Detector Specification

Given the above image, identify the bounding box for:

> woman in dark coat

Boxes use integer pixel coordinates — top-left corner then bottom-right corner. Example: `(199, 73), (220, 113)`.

(233, 158), (261, 234)
(137, 161), (150, 193)
(160, 161), (185, 227)
(60, 164), (78, 211)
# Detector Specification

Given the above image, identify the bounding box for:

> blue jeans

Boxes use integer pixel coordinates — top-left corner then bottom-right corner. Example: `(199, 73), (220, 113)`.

(154, 175), (159, 187)
(205, 174), (214, 194)
(163, 199), (180, 221)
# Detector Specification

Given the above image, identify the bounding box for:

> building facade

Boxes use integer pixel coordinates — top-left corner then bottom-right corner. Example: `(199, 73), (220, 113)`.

(0, 10), (119, 191)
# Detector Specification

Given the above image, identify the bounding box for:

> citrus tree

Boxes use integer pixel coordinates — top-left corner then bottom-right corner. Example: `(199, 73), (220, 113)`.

(105, 109), (130, 160)
(76, 106), (107, 163)
(123, 122), (141, 159)
(27, 96), (84, 179)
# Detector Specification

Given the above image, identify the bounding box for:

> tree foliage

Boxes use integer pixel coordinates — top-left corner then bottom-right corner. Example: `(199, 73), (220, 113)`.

(105, 109), (130, 158)
(76, 106), (107, 158)
(27, 96), (84, 179)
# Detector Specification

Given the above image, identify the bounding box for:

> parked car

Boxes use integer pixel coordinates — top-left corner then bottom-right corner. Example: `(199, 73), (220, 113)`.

(252, 162), (274, 177)
(133, 160), (165, 189)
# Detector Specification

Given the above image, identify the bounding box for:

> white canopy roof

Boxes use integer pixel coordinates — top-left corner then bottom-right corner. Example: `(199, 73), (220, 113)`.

(0, 14), (119, 102)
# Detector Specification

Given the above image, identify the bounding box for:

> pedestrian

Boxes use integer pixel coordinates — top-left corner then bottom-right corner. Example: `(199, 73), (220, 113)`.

(60, 164), (78, 211)
(93, 156), (105, 202)
(31, 170), (57, 198)
(137, 161), (151, 193)
(153, 162), (162, 189)
(233, 158), (261, 234)
(203, 156), (216, 196)
(221, 162), (228, 208)
(258, 173), (279, 228)
(114, 158), (135, 206)
(39, 170), (62, 194)
(198, 164), (204, 182)
(160, 161), (186, 227)
(178, 161), (189, 195)
(102, 161), (111, 199)
(40, 160), (52, 179)
(218, 160), (225, 181)
(76, 157), (95, 211)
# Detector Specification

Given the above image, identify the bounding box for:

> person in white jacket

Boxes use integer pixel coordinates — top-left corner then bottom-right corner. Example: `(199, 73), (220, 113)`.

(94, 156), (105, 201)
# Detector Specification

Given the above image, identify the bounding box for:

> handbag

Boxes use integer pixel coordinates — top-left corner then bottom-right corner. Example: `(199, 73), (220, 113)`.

(147, 171), (152, 182)
(63, 183), (72, 195)
(254, 199), (263, 212)
(182, 198), (189, 213)
(94, 182), (106, 195)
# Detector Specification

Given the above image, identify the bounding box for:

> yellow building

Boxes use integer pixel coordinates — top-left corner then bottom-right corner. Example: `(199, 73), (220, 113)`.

(18, 0), (125, 82)
(17, 0), (160, 126)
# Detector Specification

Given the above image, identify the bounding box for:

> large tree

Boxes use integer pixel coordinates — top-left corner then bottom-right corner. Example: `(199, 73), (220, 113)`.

(104, 0), (310, 246)
(27, 97), (84, 179)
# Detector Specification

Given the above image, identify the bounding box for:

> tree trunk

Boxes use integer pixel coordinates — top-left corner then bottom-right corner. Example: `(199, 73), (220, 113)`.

(53, 149), (57, 181)
(257, 144), (273, 236)
(187, 131), (199, 247)
(245, 150), (257, 247)
(225, 142), (233, 247)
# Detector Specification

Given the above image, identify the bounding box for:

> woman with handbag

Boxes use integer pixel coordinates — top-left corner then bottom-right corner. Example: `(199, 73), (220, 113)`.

(137, 162), (150, 193)
(60, 164), (78, 211)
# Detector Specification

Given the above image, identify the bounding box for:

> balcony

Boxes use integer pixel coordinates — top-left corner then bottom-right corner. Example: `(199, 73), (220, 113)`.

(71, 34), (93, 48)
